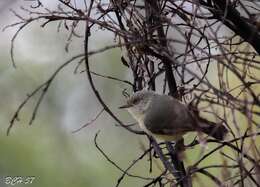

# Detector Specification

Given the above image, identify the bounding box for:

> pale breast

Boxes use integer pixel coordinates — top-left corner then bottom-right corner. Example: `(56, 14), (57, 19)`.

(138, 120), (152, 134)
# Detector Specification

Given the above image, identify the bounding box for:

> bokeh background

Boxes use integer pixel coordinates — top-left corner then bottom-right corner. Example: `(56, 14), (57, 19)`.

(1, 1), (259, 187)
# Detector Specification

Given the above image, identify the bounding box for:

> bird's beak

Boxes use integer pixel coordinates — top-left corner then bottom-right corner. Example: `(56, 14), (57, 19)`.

(118, 103), (132, 109)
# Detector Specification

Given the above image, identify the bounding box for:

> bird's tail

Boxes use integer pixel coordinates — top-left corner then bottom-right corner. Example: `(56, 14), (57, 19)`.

(197, 117), (228, 140)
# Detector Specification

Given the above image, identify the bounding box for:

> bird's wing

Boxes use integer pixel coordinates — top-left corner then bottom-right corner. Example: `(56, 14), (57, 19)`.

(143, 96), (195, 135)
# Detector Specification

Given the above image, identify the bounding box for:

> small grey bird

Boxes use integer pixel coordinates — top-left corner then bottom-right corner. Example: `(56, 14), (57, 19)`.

(119, 90), (228, 141)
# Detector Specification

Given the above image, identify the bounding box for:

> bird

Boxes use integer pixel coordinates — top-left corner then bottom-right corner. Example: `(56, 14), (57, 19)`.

(119, 90), (228, 141)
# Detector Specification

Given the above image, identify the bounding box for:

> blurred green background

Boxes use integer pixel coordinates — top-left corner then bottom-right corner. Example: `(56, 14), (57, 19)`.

(0, 1), (259, 187)
(0, 1), (160, 187)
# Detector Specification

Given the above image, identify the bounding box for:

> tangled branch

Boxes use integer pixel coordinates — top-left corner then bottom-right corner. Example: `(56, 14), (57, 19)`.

(7, 0), (260, 186)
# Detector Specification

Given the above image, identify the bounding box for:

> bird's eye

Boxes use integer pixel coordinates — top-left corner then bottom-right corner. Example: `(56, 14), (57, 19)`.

(132, 98), (139, 104)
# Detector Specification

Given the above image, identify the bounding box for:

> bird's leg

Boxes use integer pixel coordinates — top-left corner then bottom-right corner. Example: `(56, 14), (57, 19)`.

(148, 136), (178, 176)
(165, 139), (191, 187)
(175, 138), (185, 153)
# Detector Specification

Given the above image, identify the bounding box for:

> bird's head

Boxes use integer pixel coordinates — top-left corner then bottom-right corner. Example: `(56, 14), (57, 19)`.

(119, 90), (156, 120)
